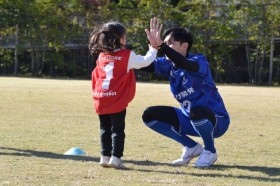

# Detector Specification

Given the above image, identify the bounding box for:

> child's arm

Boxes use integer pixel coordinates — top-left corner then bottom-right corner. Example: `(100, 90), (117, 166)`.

(127, 47), (157, 71)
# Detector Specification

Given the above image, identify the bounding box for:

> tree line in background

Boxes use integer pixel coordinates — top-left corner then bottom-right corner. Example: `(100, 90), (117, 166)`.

(0, 0), (279, 85)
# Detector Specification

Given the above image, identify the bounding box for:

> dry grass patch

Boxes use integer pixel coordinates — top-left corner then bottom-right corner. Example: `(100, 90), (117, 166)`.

(0, 77), (279, 186)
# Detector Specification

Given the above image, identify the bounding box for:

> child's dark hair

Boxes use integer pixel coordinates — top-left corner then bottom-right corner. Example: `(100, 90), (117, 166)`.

(163, 28), (193, 52)
(89, 22), (126, 54)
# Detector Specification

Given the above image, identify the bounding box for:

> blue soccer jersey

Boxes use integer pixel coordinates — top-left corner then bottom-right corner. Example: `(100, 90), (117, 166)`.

(153, 53), (229, 118)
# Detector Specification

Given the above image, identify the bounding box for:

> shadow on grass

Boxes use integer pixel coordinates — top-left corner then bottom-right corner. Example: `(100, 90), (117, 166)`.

(2, 147), (278, 180)
(0, 147), (173, 166)
(116, 166), (187, 175)
(0, 146), (175, 166)
(210, 164), (280, 176)
(0, 147), (98, 162)
(188, 164), (280, 183)
(0, 146), (186, 175)
(125, 159), (174, 167)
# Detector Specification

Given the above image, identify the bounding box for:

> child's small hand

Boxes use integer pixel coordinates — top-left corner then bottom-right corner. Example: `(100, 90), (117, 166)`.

(145, 17), (163, 49)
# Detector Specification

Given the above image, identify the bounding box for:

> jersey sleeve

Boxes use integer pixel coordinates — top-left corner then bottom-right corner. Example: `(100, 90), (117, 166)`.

(154, 57), (172, 78)
(127, 47), (157, 71)
(190, 54), (209, 77)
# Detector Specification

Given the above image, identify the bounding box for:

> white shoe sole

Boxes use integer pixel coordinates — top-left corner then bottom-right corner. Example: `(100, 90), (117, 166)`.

(194, 157), (217, 168)
(108, 163), (124, 169)
(172, 159), (191, 165)
(172, 144), (203, 165)
(100, 162), (110, 167)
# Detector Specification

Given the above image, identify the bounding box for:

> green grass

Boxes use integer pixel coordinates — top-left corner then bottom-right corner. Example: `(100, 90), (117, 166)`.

(0, 77), (280, 186)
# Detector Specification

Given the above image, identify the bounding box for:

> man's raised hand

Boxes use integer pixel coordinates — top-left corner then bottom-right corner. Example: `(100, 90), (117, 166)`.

(145, 17), (163, 49)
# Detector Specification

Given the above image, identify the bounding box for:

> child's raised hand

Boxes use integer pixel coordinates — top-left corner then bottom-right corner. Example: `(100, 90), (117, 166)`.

(145, 17), (163, 49)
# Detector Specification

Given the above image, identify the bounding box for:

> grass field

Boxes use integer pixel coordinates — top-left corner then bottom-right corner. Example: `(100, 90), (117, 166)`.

(0, 77), (280, 186)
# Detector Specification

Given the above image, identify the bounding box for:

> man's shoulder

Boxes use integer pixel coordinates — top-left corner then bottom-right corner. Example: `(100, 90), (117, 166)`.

(188, 53), (205, 58)
(188, 53), (207, 63)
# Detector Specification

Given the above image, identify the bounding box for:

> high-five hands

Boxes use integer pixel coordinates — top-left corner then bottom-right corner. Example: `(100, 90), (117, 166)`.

(145, 17), (163, 49)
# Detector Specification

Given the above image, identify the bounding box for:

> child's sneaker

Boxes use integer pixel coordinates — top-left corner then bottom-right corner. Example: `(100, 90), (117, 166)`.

(194, 150), (217, 167)
(173, 143), (203, 165)
(99, 156), (110, 167)
(108, 156), (124, 169)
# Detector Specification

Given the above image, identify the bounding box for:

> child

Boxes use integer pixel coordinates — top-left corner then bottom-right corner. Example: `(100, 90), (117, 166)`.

(89, 18), (162, 169)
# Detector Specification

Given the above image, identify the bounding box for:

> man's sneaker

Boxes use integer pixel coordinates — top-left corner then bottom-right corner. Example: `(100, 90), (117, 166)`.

(194, 150), (217, 167)
(99, 156), (110, 167)
(108, 156), (124, 169)
(172, 143), (203, 165)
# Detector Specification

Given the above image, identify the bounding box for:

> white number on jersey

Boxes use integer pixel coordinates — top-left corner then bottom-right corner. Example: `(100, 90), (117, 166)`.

(102, 62), (114, 90)
(181, 100), (191, 114)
